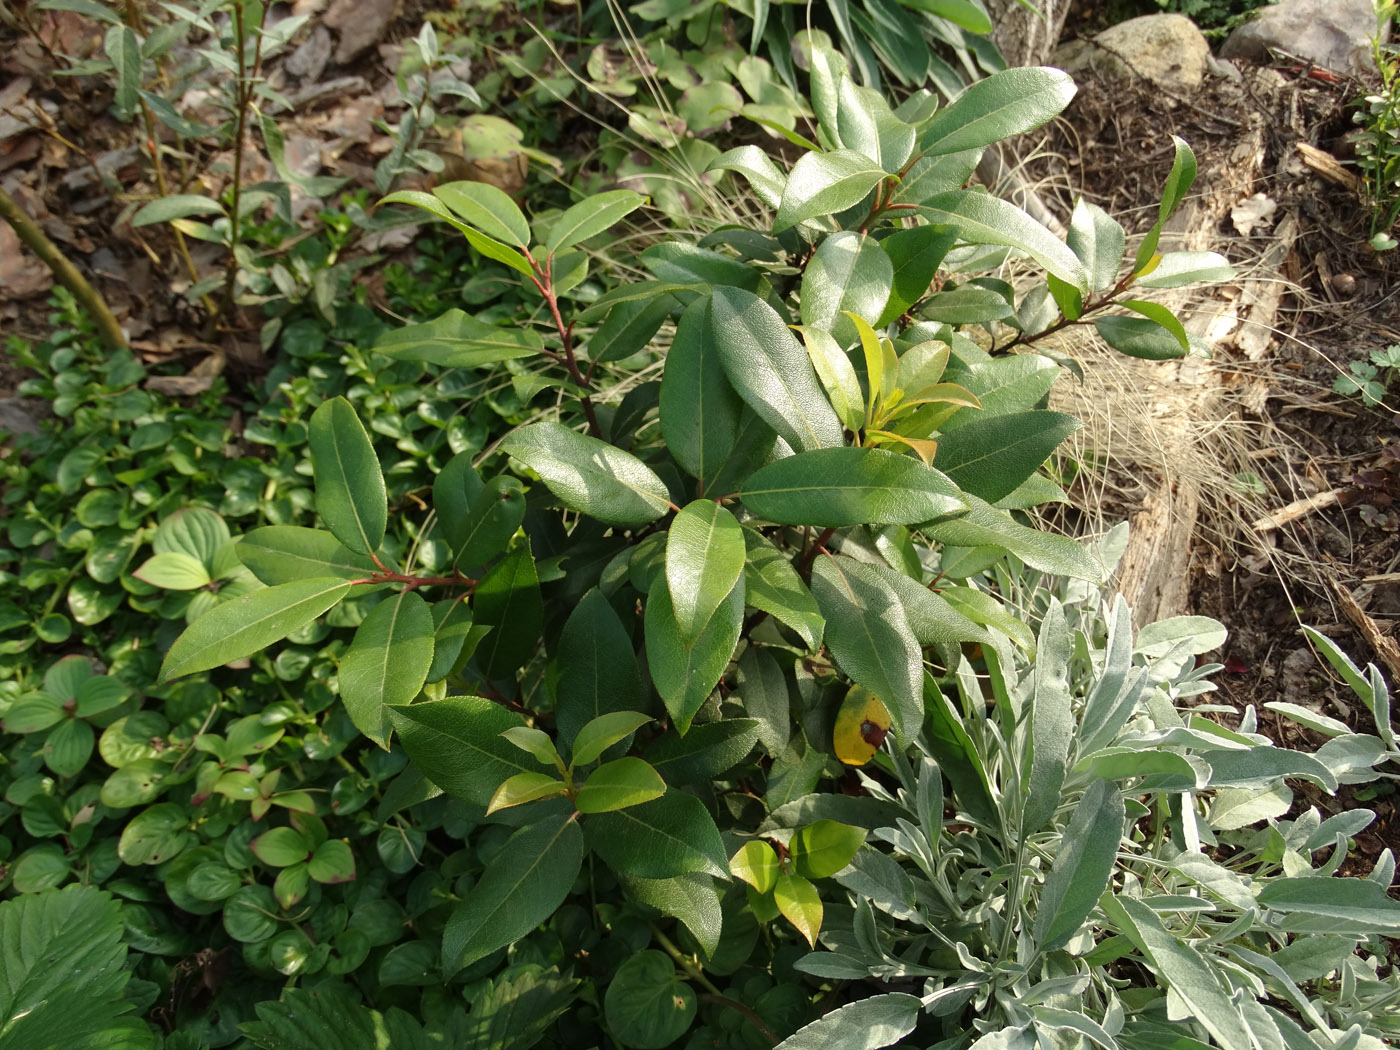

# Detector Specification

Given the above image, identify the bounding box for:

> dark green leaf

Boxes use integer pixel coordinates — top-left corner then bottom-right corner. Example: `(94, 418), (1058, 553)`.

(1067, 199), (1127, 293)
(618, 873), (722, 959)
(443, 813), (584, 972)
(390, 696), (531, 807)
(919, 67), (1075, 156)
(471, 542), (543, 682)
(309, 397), (386, 556)
(741, 530), (824, 650)
(919, 191), (1087, 291)
(741, 446), (966, 527)
(645, 719), (761, 784)
(934, 410), (1080, 504)
(545, 190), (647, 257)
(645, 576), (743, 734)
(774, 150), (885, 232)
(710, 287), (844, 454)
(373, 309), (543, 368)
(800, 231), (893, 345)
(920, 494), (1101, 581)
(923, 674), (1000, 830)
(604, 950), (696, 1050)
(236, 526), (378, 586)
(585, 790), (729, 879)
(555, 589), (646, 745)
(340, 590), (434, 748)
(876, 225), (957, 326)
(501, 422), (671, 525)
(160, 578), (352, 681)
(1094, 314), (1188, 361)
(433, 180), (531, 248)
(667, 501), (745, 641)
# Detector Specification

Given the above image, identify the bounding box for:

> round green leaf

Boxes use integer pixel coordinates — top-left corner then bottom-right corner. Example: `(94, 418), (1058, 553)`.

(45, 717), (94, 777)
(118, 803), (193, 865)
(10, 844), (70, 892)
(268, 927), (314, 975)
(187, 862), (242, 902)
(224, 885), (280, 943)
(35, 613), (71, 644)
(273, 863), (311, 909)
(252, 826), (311, 868)
(575, 757), (666, 814)
(729, 840), (779, 895)
(604, 950), (697, 1050)
(99, 712), (169, 767)
(791, 820), (866, 879)
(307, 840), (356, 884)
(99, 758), (174, 808)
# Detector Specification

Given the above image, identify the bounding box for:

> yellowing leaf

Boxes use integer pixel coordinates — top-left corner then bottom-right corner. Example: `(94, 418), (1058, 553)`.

(833, 686), (892, 766)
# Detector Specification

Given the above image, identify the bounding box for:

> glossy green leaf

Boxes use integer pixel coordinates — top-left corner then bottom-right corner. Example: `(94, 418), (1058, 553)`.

(432, 180), (531, 249)
(502, 422), (670, 525)
(1034, 778), (1124, 951)
(774, 149), (885, 232)
(800, 231), (893, 346)
(876, 225), (957, 326)
(587, 295), (675, 363)
(585, 790), (729, 879)
(730, 840), (780, 894)
(555, 590), (646, 744)
(920, 67), (1075, 156)
(340, 590), (434, 748)
(919, 191), (1088, 292)
(618, 872), (722, 959)
(572, 711), (653, 767)
(860, 560), (989, 646)
(471, 542), (543, 681)
(792, 820), (866, 879)
(1067, 198), (1127, 293)
(252, 826), (310, 868)
(1134, 251), (1236, 289)
(667, 500), (745, 641)
(545, 189), (647, 257)
(899, 0), (991, 30)
(118, 802), (192, 865)
(741, 530), (824, 651)
(306, 840), (355, 884)
(659, 295), (753, 486)
(237, 526), (379, 585)
(741, 446), (966, 527)
(389, 696), (531, 807)
(576, 757), (666, 813)
(645, 575), (743, 734)
(797, 325), (865, 432)
(486, 772), (569, 815)
(604, 950), (696, 1050)
(774, 872), (822, 947)
(707, 145), (786, 209)
(644, 719), (761, 784)
(810, 557), (922, 738)
(934, 410), (1080, 504)
(454, 475), (526, 572)
(920, 493), (1101, 580)
(309, 397), (386, 556)
(372, 309), (543, 368)
(379, 190), (534, 275)
(443, 813), (584, 972)
(502, 726), (562, 766)
(1102, 894), (1250, 1050)
(710, 286), (844, 454)
(1094, 314), (1189, 361)
(160, 578), (352, 681)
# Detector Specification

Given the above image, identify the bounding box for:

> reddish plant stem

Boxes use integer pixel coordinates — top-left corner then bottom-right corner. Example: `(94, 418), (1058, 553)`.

(530, 265), (603, 438)
(795, 526), (838, 578)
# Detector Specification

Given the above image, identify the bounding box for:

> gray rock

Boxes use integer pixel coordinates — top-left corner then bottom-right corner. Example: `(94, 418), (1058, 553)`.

(323, 0), (396, 65)
(0, 398), (44, 440)
(1055, 14), (1210, 96)
(285, 25), (332, 82)
(1221, 0), (1380, 76)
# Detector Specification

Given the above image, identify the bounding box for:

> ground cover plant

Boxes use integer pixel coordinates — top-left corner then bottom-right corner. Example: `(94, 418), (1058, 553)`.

(2, 1), (1398, 1048)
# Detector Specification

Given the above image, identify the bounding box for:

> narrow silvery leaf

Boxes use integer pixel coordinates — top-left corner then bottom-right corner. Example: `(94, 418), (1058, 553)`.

(1023, 598), (1072, 837)
(770, 994), (921, 1050)
(1102, 894), (1251, 1050)
(1034, 778), (1124, 952)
